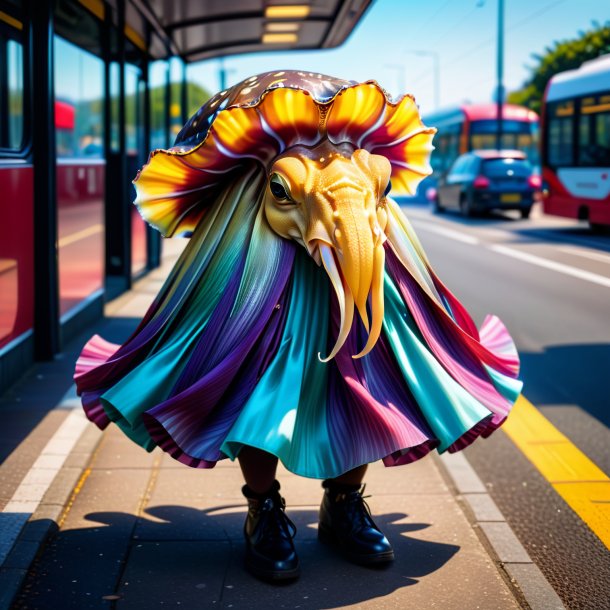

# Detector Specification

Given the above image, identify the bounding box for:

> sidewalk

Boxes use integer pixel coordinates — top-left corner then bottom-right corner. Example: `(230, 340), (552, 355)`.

(1, 240), (543, 610)
(14, 428), (521, 610)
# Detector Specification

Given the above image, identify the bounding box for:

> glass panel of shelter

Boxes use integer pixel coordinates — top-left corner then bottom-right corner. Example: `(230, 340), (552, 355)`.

(54, 31), (105, 318)
(125, 54), (148, 278)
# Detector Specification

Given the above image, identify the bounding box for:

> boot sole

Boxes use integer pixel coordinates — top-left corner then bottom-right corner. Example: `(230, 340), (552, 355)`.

(244, 556), (300, 582)
(318, 523), (395, 566)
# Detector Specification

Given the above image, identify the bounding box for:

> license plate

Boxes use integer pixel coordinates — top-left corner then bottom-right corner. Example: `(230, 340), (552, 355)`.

(501, 193), (520, 203)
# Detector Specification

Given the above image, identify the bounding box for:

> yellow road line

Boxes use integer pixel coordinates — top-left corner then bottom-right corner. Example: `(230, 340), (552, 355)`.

(504, 395), (610, 550)
(57, 224), (104, 248)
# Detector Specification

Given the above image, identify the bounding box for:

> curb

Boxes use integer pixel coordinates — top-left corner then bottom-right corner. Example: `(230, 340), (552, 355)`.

(0, 385), (103, 610)
(437, 451), (566, 610)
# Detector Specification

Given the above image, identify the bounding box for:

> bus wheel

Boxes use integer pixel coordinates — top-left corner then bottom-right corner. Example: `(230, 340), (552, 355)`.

(460, 195), (473, 218)
(590, 221), (610, 234)
(520, 207), (532, 219)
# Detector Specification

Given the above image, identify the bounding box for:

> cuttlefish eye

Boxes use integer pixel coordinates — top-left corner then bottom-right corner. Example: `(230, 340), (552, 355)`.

(384, 179), (392, 197)
(269, 173), (293, 203)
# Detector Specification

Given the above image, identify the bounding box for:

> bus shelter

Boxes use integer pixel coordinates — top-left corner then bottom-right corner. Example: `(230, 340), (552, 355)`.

(0, 0), (372, 392)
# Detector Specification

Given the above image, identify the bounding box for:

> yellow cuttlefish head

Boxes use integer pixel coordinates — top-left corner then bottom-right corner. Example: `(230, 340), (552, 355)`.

(263, 143), (392, 362)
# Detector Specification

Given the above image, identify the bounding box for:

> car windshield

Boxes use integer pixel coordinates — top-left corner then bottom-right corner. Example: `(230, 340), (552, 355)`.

(482, 158), (532, 178)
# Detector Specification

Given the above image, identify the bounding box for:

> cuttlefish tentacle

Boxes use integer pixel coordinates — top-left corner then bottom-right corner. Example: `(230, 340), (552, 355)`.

(319, 242), (355, 362)
(353, 242), (385, 359)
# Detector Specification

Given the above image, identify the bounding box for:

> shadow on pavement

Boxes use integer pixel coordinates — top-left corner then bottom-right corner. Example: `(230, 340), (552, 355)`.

(508, 225), (610, 250)
(0, 316), (140, 465)
(519, 343), (610, 427)
(15, 506), (460, 609)
(427, 207), (527, 226)
(423, 205), (610, 250)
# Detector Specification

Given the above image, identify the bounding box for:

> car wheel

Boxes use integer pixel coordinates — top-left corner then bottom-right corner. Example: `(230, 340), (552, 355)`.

(459, 195), (473, 218)
(433, 196), (445, 214)
(520, 207), (532, 219)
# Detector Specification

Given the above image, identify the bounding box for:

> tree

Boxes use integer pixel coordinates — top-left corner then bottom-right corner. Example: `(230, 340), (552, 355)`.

(508, 21), (610, 114)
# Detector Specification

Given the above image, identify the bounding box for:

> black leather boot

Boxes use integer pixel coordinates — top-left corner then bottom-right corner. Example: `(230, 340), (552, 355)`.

(318, 479), (394, 566)
(242, 480), (300, 581)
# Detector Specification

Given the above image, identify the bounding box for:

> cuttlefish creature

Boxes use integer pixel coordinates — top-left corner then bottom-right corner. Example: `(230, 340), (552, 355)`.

(74, 71), (522, 473)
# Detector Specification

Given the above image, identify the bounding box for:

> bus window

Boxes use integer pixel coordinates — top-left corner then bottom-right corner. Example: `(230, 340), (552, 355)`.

(547, 100), (574, 167)
(432, 125), (461, 174)
(470, 119), (536, 153)
(578, 94), (610, 166)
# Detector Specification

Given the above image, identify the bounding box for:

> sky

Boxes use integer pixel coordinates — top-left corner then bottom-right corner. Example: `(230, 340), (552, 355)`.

(186, 0), (610, 116)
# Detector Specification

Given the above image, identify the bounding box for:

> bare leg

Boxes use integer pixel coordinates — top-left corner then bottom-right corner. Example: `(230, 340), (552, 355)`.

(329, 464), (368, 486)
(238, 446), (279, 494)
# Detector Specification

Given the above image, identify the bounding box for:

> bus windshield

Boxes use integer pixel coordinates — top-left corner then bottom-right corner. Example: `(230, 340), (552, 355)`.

(546, 93), (610, 168)
(470, 119), (539, 165)
(578, 94), (610, 166)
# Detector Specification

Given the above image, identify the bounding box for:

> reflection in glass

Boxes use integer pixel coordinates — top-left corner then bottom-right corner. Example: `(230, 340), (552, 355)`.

(109, 61), (120, 152)
(126, 63), (147, 277)
(7, 40), (24, 149)
(150, 60), (169, 149)
(170, 57), (184, 143)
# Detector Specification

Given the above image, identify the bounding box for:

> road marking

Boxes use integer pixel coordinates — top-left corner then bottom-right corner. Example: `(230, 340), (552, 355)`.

(58, 224), (104, 248)
(490, 244), (610, 288)
(558, 245), (610, 264)
(0, 386), (89, 566)
(410, 220), (481, 245)
(503, 395), (610, 550)
(439, 451), (566, 609)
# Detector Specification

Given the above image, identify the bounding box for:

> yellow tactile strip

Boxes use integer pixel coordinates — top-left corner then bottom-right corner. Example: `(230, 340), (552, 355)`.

(503, 395), (610, 550)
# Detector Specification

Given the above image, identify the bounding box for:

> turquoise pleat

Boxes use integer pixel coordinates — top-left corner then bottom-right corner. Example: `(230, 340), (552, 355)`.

(382, 273), (492, 452)
(483, 364), (523, 405)
(221, 250), (335, 478)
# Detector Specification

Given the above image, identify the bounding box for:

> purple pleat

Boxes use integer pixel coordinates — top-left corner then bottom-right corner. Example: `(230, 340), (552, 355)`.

(141, 243), (296, 467)
(81, 388), (112, 429)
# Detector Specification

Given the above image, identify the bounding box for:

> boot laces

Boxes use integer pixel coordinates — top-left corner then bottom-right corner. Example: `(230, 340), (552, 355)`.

(338, 484), (375, 531)
(258, 496), (297, 542)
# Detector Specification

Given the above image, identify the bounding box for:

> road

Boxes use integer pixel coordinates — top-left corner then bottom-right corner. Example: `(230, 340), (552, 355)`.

(400, 199), (610, 610)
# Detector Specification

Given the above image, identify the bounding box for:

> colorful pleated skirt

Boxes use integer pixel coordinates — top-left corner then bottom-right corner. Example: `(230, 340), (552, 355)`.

(74, 179), (523, 480)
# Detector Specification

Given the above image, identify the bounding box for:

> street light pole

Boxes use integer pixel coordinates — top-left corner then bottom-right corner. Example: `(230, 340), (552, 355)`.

(496, 0), (504, 150)
(218, 56), (227, 91)
(384, 64), (406, 95)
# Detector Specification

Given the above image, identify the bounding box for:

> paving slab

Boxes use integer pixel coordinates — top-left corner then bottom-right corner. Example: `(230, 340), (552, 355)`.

(90, 426), (161, 470)
(114, 541), (231, 609)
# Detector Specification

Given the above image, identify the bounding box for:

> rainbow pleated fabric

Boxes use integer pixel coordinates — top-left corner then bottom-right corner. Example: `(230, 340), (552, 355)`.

(73, 72), (523, 479)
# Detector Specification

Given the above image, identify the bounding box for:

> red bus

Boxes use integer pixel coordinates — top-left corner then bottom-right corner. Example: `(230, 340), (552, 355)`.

(424, 103), (540, 175)
(541, 54), (610, 229)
